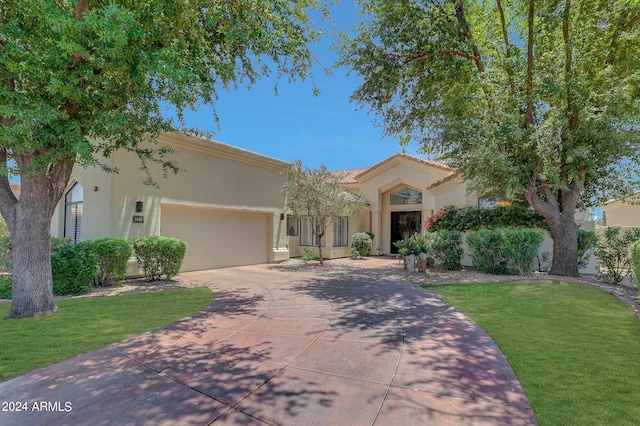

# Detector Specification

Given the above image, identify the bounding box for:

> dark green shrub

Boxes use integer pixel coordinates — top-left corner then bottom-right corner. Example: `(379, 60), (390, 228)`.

(632, 241), (640, 286)
(51, 243), (99, 296)
(425, 205), (547, 232)
(595, 227), (640, 284)
(577, 230), (597, 269)
(0, 236), (12, 272)
(132, 236), (186, 281)
(79, 238), (132, 286)
(302, 247), (314, 261)
(429, 231), (463, 270)
(0, 275), (11, 299)
(467, 229), (543, 275)
(467, 230), (510, 274)
(351, 232), (373, 258)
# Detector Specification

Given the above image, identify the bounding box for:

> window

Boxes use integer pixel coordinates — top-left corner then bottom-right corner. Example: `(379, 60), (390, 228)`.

(390, 188), (422, 205)
(300, 217), (325, 247)
(64, 183), (83, 244)
(333, 217), (349, 247)
(478, 195), (512, 209)
(287, 215), (298, 236)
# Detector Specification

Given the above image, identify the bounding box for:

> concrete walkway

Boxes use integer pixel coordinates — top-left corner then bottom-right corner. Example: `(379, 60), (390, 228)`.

(0, 264), (537, 425)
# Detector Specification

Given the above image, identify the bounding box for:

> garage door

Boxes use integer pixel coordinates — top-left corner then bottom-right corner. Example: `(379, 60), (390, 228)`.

(161, 205), (269, 271)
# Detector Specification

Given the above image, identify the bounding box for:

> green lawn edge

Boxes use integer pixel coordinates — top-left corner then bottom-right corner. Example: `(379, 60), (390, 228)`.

(0, 287), (213, 383)
(424, 281), (640, 426)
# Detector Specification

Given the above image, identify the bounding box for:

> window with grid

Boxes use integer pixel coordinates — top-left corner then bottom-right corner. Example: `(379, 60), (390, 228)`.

(64, 183), (83, 244)
(333, 216), (349, 247)
(300, 217), (325, 247)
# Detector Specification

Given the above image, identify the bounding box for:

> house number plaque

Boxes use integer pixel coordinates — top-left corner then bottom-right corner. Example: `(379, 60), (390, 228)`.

(132, 215), (144, 223)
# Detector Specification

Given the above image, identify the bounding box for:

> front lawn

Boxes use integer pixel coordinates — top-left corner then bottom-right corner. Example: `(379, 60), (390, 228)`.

(0, 287), (213, 382)
(425, 281), (640, 426)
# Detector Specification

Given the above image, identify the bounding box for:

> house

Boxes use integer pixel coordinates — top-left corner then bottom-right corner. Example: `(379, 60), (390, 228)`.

(601, 193), (640, 227)
(50, 132), (291, 273)
(288, 153), (477, 259)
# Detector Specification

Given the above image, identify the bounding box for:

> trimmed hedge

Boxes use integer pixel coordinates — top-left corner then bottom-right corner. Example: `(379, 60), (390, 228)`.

(467, 229), (544, 275)
(425, 205), (547, 232)
(132, 236), (186, 281)
(51, 242), (98, 296)
(430, 230), (463, 270)
(79, 238), (132, 286)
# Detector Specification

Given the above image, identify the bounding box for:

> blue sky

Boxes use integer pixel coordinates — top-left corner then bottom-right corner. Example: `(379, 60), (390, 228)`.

(177, 1), (421, 171)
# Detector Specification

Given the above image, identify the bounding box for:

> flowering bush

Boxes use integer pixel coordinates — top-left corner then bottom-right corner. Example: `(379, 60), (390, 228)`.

(425, 205), (547, 232)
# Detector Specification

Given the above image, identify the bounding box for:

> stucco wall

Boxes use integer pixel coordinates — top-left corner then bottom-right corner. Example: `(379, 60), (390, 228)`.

(603, 203), (640, 227)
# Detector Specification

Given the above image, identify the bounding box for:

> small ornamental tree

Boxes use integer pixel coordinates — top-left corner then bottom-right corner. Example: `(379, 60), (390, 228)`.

(283, 161), (367, 265)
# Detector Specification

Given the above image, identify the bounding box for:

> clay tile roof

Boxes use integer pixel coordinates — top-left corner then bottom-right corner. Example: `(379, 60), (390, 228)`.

(354, 153), (457, 180)
(331, 168), (370, 184)
(425, 172), (461, 191)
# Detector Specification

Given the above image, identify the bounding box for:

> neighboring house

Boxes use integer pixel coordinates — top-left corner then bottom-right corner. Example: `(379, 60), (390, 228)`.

(601, 193), (640, 227)
(288, 153), (477, 259)
(50, 132), (290, 273)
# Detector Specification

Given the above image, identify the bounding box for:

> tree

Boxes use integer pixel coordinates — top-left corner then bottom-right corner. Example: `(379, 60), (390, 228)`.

(0, 0), (322, 319)
(340, 0), (640, 277)
(283, 161), (367, 265)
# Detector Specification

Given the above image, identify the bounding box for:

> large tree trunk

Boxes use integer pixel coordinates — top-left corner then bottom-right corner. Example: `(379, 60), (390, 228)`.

(1, 154), (75, 319)
(524, 174), (584, 277)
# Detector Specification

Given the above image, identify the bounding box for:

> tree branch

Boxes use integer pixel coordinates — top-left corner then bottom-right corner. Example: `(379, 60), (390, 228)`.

(497, 0), (516, 95)
(454, 1), (484, 73)
(524, 0), (535, 128)
(563, 0), (578, 131)
(384, 49), (479, 65)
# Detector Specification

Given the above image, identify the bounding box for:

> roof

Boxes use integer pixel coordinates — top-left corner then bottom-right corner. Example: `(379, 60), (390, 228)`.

(602, 191), (640, 207)
(331, 168), (369, 184)
(425, 172), (461, 191)
(354, 153), (457, 181)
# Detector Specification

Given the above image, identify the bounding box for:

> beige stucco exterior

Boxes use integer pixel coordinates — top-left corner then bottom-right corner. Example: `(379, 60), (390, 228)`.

(51, 132), (290, 272)
(601, 194), (640, 227)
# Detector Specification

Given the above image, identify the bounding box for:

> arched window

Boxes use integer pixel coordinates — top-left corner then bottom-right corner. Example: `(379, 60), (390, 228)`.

(64, 183), (83, 244)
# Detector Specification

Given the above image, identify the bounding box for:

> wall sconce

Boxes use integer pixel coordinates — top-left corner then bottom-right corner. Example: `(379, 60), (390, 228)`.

(135, 201), (144, 213)
(280, 213), (285, 221)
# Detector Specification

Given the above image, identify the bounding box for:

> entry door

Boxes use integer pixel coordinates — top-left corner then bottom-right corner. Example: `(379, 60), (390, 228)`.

(390, 211), (422, 254)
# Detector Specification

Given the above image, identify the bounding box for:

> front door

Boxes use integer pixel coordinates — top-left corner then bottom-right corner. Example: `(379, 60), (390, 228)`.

(390, 211), (422, 254)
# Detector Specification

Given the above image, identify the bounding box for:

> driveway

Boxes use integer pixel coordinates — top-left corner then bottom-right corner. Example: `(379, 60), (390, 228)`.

(0, 262), (537, 425)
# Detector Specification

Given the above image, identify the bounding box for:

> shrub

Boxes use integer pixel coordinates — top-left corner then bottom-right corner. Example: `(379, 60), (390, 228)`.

(0, 236), (12, 272)
(632, 241), (640, 286)
(393, 233), (427, 257)
(577, 230), (597, 269)
(51, 243), (99, 296)
(79, 238), (132, 286)
(0, 275), (11, 299)
(132, 236), (187, 281)
(351, 232), (373, 258)
(467, 229), (543, 275)
(594, 227), (640, 285)
(429, 231), (463, 270)
(302, 247), (314, 261)
(425, 205), (547, 232)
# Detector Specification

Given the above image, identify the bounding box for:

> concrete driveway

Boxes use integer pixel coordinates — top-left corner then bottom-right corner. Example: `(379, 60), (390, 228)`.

(0, 263), (537, 425)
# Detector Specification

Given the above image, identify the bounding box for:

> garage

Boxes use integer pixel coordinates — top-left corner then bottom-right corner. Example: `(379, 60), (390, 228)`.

(160, 205), (270, 271)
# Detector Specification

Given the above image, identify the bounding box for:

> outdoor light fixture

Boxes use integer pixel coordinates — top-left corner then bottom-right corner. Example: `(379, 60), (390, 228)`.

(135, 201), (143, 213)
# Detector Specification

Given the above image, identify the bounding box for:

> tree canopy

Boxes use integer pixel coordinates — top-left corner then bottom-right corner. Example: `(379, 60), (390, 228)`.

(340, 0), (640, 276)
(0, 0), (323, 318)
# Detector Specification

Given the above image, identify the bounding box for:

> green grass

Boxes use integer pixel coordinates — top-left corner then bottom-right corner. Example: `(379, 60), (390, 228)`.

(0, 287), (213, 382)
(424, 281), (640, 426)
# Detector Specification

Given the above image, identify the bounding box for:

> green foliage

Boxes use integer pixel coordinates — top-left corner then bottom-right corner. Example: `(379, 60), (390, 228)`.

(51, 243), (99, 296)
(0, 276), (11, 299)
(425, 205), (547, 232)
(393, 233), (426, 257)
(0, 216), (7, 238)
(0, 236), (11, 273)
(132, 236), (186, 282)
(283, 161), (367, 264)
(429, 231), (464, 271)
(301, 247), (314, 262)
(467, 229), (544, 275)
(577, 230), (597, 269)
(632, 242), (640, 286)
(351, 232), (373, 258)
(594, 227), (640, 285)
(78, 238), (132, 287)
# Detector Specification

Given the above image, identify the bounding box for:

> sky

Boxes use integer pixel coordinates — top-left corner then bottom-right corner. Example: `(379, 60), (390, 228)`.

(175, 1), (423, 172)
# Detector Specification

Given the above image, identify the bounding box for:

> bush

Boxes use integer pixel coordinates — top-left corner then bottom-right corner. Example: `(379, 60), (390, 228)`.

(425, 205), (547, 232)
(132, 236), (186, 281)
(79, 238), (132, 286)
(632, 241), (640, 286)
(0, 275), (11, 299)
(351, 232), (373, 258)
(467, 229), (544, 275)
(302, 247), (314, 261)
(393, 233), (426, 257)
(0, 236), (12, 272)
(577, 230), (597, 269)
(594, 227), (640, 285)
(429, 231), (464, 270)
(51, 243), (99, 296)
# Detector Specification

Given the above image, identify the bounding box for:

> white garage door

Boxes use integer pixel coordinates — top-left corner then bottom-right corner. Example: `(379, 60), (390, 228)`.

(161, 205), (269, 271)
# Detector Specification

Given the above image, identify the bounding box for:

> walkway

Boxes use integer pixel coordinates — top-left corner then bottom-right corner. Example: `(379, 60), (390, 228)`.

(0, 264), (537, 425)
